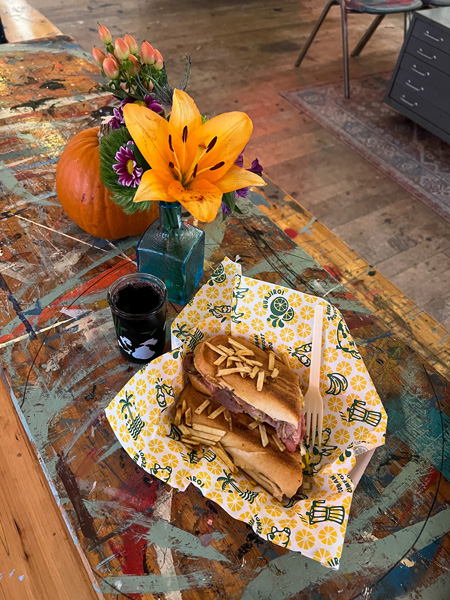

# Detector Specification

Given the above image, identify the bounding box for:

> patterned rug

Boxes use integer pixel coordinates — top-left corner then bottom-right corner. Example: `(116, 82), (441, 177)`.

(282, 74), (450, 223)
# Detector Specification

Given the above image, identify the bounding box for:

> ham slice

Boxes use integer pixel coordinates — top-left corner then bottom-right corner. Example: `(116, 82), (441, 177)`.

(183, 352), (305, 452)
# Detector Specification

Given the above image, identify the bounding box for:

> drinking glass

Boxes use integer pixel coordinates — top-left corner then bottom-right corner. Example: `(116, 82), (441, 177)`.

(107, 272), (167, 364)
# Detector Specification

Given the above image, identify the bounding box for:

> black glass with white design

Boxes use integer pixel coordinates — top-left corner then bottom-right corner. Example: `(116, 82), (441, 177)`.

(107, 272), (167, 364)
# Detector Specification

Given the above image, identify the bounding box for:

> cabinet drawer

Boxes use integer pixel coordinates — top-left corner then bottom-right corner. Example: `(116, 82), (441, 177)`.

(400, 53), (449, 91)
(411, 17), (450, 55)
(389, 81), (450, 133)
(406, 36), (450, 77)
(396, 66), (450, 115)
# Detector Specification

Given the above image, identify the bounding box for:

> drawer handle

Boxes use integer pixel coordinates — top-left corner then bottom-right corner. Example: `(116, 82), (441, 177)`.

(405, 80), (424, 92)
(424, 30), (444, 43)
(411, 64), (430, 77)
(400, 95), (418, 107)
(417, 48), (436, 61)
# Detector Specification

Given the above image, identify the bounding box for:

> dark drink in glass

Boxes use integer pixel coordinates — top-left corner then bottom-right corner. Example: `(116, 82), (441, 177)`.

(107, 273), (167, 364)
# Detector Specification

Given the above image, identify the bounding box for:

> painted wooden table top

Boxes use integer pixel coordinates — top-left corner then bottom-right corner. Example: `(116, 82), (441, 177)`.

(0, 35), (449, 600)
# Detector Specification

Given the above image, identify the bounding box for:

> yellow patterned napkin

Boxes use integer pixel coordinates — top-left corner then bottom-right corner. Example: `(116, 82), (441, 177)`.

(105, 258), (387, 569)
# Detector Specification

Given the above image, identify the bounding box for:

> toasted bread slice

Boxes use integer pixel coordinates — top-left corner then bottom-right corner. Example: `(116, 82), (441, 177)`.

(193, 335), (303, 428)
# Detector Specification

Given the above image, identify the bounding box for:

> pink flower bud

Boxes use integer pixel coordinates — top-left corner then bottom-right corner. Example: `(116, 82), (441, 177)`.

(98, 24), (112, 45)
(140, 41), (155, 65)
(107, 52), (121, 67)
(92, 46), (106, 67)
(124, 34), (138, 55)
(103, 56), (120, 79)
(128, 54), (140, 76)
(114, 37), (130, 61)
(153, 49), (164, 70)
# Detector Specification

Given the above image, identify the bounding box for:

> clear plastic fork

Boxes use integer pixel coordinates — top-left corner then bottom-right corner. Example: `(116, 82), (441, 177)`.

(303, 302), (324, 447)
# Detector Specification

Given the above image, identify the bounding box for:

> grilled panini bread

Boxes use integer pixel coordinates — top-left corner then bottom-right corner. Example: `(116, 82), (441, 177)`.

(183, 335), (305, 452)
(178, 383), (303, 501)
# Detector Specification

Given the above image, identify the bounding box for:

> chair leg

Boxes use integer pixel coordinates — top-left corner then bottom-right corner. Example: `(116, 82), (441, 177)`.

(351, 14), (385, 57)
(295, 0), (337, 68)
(0, 17), (8, 44)
(404, 11), (413, 37)
(339, 1), (350, 98)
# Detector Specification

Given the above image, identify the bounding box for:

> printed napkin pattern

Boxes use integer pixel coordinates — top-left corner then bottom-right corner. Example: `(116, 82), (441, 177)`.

(106, 258), (387, 568)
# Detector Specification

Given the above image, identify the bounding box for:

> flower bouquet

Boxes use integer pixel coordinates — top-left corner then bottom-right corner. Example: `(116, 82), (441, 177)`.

(93, 24), (265, 223)
(90, 24), (266, 303)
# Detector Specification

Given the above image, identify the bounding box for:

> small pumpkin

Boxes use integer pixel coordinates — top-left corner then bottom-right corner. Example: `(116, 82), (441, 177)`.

(56, 126), (157, 239)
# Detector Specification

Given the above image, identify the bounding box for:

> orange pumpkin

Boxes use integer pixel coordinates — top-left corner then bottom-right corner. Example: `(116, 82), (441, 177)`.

(56, 126), (157, 239)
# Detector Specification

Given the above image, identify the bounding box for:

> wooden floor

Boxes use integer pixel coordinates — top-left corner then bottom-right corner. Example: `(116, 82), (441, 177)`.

(29, 0), (450, 332)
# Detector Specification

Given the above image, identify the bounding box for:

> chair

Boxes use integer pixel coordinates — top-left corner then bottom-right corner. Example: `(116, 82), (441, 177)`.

(295, 0), (423, 98)
(351, 1), (450, 59)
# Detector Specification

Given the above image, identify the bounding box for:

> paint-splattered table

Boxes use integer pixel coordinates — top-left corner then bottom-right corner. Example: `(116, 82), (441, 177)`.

(0, 35), (449, 600)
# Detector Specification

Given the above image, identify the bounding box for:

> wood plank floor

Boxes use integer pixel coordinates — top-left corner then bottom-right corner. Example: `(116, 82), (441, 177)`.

(30, 0), (450, 332)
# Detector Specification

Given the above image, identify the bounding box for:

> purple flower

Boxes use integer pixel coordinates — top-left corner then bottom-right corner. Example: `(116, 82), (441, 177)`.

(249, 158), (263, 175)
(234, 155), (263, 199)
(121, 94), (163, 114)
(112, 141), (143, 187)
(235, 153), (244, 169)
(110, 94), (163, 130)
(235, 187), (249, 199)
(109, 107), (124, 130)
(221, 201), (232, 216)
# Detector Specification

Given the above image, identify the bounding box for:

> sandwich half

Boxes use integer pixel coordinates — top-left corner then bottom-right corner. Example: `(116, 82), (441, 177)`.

(179, 383), (304, 501)
(183, 335), (305, 452)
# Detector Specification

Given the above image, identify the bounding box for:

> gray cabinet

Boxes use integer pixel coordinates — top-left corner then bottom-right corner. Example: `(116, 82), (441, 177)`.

(384, 8), (450, 144)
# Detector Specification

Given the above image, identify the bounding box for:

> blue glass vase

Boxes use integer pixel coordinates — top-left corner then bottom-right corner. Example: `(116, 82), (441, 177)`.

(136, 201), (205, 306)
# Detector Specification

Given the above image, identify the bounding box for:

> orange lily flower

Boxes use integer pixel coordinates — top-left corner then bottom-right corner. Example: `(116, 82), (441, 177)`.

(123, 89), (265, 222)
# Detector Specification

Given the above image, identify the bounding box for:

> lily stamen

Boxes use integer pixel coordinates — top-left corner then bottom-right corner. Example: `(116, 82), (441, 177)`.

(183, 142), (210, 183)
(210, 161), (225, 171)
(181, 125), (188, 169)
(169, 141), (183, 178)
(206, 136), (217, 153)
(192, 161), (225, 180)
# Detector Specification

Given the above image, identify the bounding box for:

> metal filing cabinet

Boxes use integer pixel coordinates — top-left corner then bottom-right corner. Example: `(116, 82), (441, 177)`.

(384, 7), (450, 144)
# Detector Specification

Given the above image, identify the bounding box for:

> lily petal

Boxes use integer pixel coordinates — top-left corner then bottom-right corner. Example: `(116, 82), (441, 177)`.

(214, 165), (266, 194)
(170, 89), (203, 139)
(133, 169), (172, 203)
(195, 112), (253, 183)
(123, 103), (171, 174)
(168, 178), (223, 223)
(168, 90), (202, 175)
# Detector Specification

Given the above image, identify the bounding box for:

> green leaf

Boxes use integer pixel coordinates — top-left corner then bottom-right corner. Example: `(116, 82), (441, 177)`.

(222, 191), (236, 212)
(99, 126), (153, 214)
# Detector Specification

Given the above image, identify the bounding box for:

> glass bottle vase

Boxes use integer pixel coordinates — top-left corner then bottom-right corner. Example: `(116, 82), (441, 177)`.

(136, 201), (205, 306)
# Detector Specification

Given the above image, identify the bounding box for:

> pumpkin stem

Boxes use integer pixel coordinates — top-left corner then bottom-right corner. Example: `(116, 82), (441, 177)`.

(100, 121), (113, 139)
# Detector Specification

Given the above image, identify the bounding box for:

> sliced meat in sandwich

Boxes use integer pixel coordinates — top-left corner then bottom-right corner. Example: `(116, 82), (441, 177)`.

(183, 335), (305, 452)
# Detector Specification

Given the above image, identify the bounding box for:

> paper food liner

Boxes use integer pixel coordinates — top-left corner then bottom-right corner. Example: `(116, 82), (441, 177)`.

(106, 258), (387, 569)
